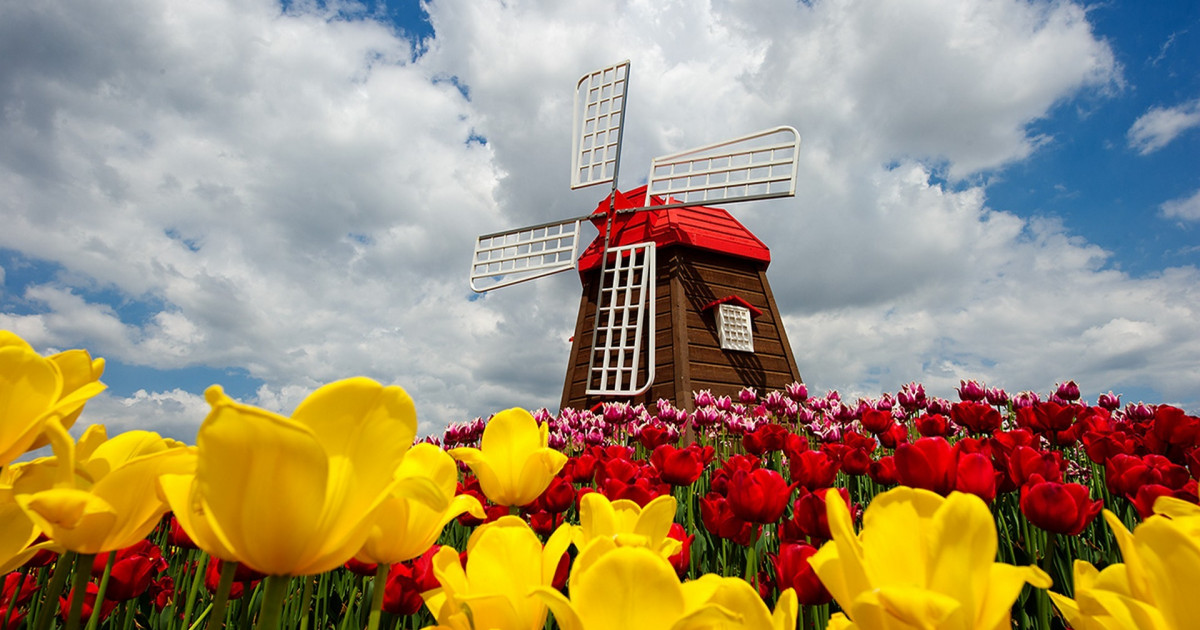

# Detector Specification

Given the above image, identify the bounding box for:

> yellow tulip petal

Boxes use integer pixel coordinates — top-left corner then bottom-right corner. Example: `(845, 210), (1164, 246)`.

(811, 487), (870, 612)
(1134, 516), (1200, 630)
(531, 586), (584, 630)
(571, 547), (687, 630)
(88, 447), (194, 552)
(853, 585), (961, 630)
(160, 473), (238, 561)
(197, 387), (329, 574)
(0, 346), (62, 465)
(773, 588), (799, 630)
(927, 492), (996, 628)
(0, 499), (43, 574)
(16, 487), (118, 554)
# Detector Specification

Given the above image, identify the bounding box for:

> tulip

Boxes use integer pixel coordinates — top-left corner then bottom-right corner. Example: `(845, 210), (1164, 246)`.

(11, 420), (192, 555)
(950, 401), (1002, 434)
(91, 540), (167, 601)
(534, 543), (796, 630)
(572, 493), (680, 558)
(699, 493), (754, 546)
(956, 379), (987, 402)
(0, 332), (105, 466)
(666, 522), (693, 578)
(355, 443), (484, 566)
(423, 516), (572, 630)
(810, 486), (1051, 630)
(1019, 475), (1102, 536)
(649, 444), (710, 486)
(894, 437), (957, 496)
(787, 449), (839, 492)
(161, 378), (441, 575)
(381, 546), (441, 616)
(450, 408), (568, 507)
(726, 468), (795, 525)
(775, 542), (832, 605)
(1050, 497), (1200, 629)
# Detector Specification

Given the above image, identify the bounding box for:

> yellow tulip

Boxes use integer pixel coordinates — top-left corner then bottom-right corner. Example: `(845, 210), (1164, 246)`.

(0, 331), (105, 466)
(355, 443), (484, 565)
(572, 492), (681, 560)
(9, 419), (193, 554)
(809, 486), (1051, 630)
(534, 543), (796, 630)
(1049, 497), (1200, 630)
(449, 408), (567, 507)
(161, 378), (443, 576)
(423, 515), (572, 630)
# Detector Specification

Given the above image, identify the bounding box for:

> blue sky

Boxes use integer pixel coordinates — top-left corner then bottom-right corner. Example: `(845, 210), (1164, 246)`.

(1, 0), (1197, 442)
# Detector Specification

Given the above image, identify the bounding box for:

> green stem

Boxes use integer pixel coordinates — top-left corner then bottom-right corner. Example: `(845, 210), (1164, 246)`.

(34, 552), (75, 630)
(255, 574), (291, 630)
(85, 551), (116, 630)
(205, 561), (237, 630)
(367, 563), (389, 630)
(66, 553), (95, 630)
(743, 526), (760, 585)
(298, 575), (315, 630)
(1038, 532), (1058, 628)
(181, 552), (209, 630)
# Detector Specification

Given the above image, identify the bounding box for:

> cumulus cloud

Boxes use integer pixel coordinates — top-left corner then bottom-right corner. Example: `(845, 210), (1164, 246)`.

(4, 0), (1198, 440)
(1161, 188), (1200, 222)
(1127, 98), (1200, 154)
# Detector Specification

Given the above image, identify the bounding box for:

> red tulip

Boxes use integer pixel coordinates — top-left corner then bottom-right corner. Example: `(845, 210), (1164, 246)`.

(636, 423), (676, 450)
(1019, 475), (1102, 535)
(382, 547), (441, 616)
(955, 453), (998, 504)
(840, 447), (873, 476)
(1005, 446), (1063, 489)
(894, 437), (957, 496)
(860, 408), (894, 435)
(727, 468), (795, 524)
(1, 572), (38, 609)
(742, 423), (790, 455)
(92, 541), (168, 602)
(699, 492), (755, 546)
(915, 413), (951, 437)
(951, 402), (1002, 435)
(773, 543), (832, 606)
(535, 475), (577, 514)
(779, 487), (852, 545)
(867, 455), (898, 486)
(787, 449), (839, 492)
(650, 444), (711, 486)
(60, 583), (117, 624)
(666, 522), (694, 578)
(876, 421), (910, 449)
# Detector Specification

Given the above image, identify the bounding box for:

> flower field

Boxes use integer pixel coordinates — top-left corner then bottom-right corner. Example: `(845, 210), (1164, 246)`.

(1, 329), (1198, 629)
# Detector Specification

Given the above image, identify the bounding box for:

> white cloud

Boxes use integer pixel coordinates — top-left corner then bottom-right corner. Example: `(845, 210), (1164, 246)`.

(5, 0), (1199, 442)
(1161, 188), (1200, 222)
(1127, 98), (1200, 154)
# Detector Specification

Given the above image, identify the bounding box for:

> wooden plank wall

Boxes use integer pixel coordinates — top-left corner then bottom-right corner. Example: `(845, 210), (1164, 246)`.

(560, 246), (803, 412)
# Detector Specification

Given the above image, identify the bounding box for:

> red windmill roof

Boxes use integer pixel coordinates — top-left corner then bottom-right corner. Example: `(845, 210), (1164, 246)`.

(577, 186), (772, 274)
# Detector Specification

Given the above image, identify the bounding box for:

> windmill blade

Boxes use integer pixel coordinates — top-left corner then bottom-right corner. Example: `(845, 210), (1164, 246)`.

(571, 60), (630, 190)
(586, 242), (656, 396)
(469, 218), (584, 292)
(645, 126), (801, 209)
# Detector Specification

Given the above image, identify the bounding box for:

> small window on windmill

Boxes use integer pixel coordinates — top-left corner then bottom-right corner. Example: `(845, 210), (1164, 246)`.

(716, 303), (754, 352)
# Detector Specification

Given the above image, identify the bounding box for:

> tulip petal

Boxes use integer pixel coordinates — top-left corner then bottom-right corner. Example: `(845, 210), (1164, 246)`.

(1134, 516), (1200, 630)
(159, 473), (239, 561)
(197, 387), (329, 574)
(927, 492), (996, 628)
(571, 547), (687, 630)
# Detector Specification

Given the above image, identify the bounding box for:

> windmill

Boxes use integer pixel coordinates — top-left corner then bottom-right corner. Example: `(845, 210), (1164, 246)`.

(470, 60), (804, 411)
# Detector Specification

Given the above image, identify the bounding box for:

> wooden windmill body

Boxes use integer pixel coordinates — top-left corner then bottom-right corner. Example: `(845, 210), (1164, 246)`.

(469, 60), (804, 412)
(560, 186), (802, 411)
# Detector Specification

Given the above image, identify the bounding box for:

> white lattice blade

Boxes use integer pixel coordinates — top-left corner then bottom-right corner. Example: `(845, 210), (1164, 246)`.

(571, 60), (630, 190)
(645, 126), (801, 208)
(469, 219), (582, 292)
(586, 242), (656, 396)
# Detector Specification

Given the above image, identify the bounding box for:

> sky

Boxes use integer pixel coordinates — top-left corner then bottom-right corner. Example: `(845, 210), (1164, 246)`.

(1, 0), (1198, 442)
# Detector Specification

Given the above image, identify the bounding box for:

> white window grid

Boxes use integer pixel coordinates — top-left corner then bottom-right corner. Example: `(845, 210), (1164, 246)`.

(646, 126), (800, 208)
(469, 219), (581, 292)
(717, 303), (754, 353)
(571, 60), (629, 190)
(586, 242), (656, 396)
